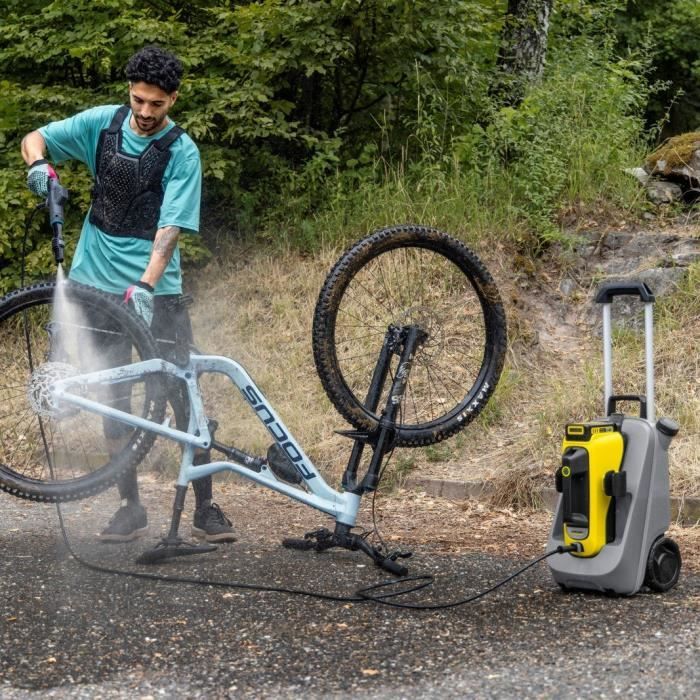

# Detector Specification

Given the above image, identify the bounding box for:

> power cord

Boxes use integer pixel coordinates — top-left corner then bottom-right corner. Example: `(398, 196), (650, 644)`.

(355, 545), (579, 609)
(36, 354), (576, 608)
(51, 503), (367, 602)
(50, 500), (577, 608)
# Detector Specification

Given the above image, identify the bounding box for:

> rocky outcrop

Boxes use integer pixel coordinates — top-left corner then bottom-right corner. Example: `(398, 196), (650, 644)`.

(535, 225), (700, 339)
(631, 132), (700, 204)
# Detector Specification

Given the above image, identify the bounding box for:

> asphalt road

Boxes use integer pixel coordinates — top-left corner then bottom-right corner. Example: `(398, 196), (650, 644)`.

(1, 491), (698, 699)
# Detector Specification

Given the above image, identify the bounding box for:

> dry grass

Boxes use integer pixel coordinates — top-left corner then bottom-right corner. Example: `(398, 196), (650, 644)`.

(187, 244), (353, 485)
(2, 234), (693, 504)
(181, 236), (700, 502)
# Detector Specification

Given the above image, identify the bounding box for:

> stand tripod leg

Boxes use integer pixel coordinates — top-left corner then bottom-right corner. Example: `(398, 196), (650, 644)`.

(166, 484), (187, 540)
(283, 524), (409, 576)
(135, 484), (217, 564)
(334, 523), (409, 576)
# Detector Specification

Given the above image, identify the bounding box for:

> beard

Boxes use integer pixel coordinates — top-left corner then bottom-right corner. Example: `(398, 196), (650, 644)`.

(134, 114), (165, 134)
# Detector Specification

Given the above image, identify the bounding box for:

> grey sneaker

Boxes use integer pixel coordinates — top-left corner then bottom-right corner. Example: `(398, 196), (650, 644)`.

(99, 502), (148, 542)
(192, 503), (236, 543)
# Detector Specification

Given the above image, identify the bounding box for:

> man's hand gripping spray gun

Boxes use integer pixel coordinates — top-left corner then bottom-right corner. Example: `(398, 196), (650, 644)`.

(47, 174), (69, 264)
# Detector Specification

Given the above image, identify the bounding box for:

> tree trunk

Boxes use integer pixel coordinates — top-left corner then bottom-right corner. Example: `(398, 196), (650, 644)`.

(492, 0), (554, 107)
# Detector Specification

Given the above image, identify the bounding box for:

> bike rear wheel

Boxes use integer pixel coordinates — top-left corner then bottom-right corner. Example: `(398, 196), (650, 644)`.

(0, 281), (166, 502)
(312, 225), (507, 447)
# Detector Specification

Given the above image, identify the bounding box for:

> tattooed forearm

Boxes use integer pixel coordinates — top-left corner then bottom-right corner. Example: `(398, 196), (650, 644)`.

(139, 225), (181, 288)
(153, 225), (181, 258)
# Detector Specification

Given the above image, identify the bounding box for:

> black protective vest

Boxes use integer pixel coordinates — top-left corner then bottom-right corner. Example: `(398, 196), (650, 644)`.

(89, 105), (183, 240)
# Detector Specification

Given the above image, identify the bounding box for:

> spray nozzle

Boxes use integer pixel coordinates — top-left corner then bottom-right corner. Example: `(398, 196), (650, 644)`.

(47, 176), (69, 265)
(52, 234), (65, 265)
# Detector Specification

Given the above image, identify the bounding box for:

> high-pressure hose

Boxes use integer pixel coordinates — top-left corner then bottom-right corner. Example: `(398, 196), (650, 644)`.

(47, 175), (69, 264)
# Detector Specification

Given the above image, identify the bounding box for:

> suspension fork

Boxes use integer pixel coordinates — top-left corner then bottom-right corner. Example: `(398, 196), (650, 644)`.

(341, 324), (427, 494)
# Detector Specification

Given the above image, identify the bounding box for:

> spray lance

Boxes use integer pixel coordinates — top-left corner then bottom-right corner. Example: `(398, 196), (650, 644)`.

(47, 175), (69, 264)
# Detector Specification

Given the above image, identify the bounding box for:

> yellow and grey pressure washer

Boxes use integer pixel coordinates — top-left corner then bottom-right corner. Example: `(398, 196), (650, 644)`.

(547, 282), (682, 595)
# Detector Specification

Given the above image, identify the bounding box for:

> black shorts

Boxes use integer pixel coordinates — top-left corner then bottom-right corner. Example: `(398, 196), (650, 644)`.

(83, 293), (194, 439)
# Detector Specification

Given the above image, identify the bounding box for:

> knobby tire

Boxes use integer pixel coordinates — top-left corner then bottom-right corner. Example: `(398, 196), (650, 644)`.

(0, 282), (166, 502)
(312, 225), (507, 447)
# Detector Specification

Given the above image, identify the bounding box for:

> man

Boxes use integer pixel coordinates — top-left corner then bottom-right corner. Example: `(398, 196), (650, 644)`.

(21, 45), (235, 544)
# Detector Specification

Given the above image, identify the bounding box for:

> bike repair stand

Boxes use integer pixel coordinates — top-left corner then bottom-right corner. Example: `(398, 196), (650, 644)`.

(137, 324), (424, 572)
(136, 414), (272, 563)
(136, 484), (217, 564)
(283, 324), (427, 577)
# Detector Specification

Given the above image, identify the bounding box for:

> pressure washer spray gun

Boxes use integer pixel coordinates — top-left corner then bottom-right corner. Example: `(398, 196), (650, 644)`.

(47, 174), (69, 264)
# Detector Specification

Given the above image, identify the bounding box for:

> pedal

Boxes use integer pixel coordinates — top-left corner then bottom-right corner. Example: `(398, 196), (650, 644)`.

(282, 527), (332, 551)
(267, 443), (302, 484)
(282, 537), (317, 551)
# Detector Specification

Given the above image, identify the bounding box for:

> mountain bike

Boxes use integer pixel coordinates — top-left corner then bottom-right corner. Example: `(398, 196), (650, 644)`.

(0, 186), (506, 574)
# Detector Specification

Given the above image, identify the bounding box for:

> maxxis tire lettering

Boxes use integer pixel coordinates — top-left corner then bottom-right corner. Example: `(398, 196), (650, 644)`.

(311, 225), (507, 447)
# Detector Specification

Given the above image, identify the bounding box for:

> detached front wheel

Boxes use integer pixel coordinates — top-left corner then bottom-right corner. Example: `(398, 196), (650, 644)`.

(0, 281), (166, 502)
(312, 225), (507, 447)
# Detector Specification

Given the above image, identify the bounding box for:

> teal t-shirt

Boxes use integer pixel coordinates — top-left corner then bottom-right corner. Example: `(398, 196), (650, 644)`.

(40, 105), (201, 295)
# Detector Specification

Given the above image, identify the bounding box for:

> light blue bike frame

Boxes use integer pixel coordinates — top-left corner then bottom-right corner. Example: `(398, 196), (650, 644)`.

(52, 355), (362, 526)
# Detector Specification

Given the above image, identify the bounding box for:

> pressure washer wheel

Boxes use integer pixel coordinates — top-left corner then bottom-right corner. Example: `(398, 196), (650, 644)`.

(643, 536), (681, 593)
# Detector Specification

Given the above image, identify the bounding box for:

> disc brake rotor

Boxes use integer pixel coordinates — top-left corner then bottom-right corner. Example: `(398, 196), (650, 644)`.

(27, 361), (79, 419)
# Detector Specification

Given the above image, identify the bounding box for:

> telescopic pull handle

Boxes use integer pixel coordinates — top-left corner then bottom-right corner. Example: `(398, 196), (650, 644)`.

(594, 282), (655, 304)
(595, 281), (656, 423)
(47, 176), (69, 264)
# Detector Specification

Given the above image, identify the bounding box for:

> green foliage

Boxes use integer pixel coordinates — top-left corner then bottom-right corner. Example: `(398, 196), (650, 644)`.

(0, 0), (690, 288)
(0, 0), (500, 288)
(480, 34), (651, 243)
(614, 0), (700, 134)
(178, 234), (213, 268)
(275, 26), (652, 253)
(423, 442), (454, 463)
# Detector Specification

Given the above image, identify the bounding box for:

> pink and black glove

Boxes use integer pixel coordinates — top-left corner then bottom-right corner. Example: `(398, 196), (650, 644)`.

(124, 281), (154, 326)
(27, 159), (57, 198)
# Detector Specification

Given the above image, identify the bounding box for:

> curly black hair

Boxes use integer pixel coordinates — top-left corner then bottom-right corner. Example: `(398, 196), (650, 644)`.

(125, 46), (183, 94)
